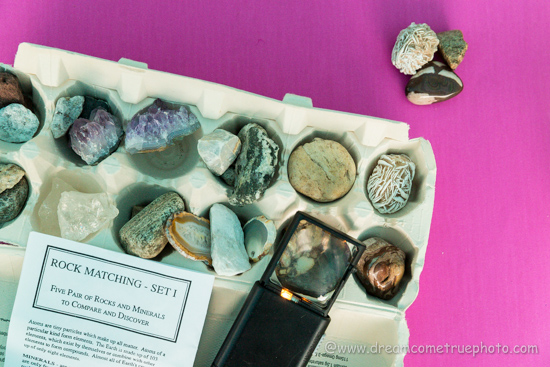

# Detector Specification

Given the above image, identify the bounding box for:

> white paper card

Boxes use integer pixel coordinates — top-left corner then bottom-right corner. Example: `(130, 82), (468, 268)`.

(5, 232), (214, 367)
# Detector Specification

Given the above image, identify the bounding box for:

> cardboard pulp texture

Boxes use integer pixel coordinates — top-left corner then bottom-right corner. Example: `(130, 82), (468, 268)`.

(0, 43), (436, 367)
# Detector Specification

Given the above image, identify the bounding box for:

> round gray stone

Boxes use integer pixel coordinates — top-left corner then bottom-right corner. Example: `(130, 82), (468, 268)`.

(0, 176), (28, 224)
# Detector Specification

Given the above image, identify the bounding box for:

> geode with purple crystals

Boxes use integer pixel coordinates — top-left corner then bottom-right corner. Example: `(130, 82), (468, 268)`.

(125, 99), (201, 154)
(69, 108), (123, 165)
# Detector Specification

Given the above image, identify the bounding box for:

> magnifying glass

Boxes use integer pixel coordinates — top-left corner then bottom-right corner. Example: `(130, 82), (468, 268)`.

(212, 211), (365, 367)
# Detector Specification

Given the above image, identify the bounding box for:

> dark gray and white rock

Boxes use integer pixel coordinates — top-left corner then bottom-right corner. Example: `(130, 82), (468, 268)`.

(0, 163), (28, 224)
(356, 237), (406, 300)
(210, 203), (250, 276)
(221, 167), (236, 186)
(0, 103), (39, 143)
(51, 96), (85, 138)
(288, 138), (356, 202)
(0, 72), (25, 109)
(120, 192), (185, 259)
(198, 129), (241, 176)
(437, 30), (468, 70)
(80, 96), (111, 120)
(228, 124), (279, 206)
(406, 61), (463, 105)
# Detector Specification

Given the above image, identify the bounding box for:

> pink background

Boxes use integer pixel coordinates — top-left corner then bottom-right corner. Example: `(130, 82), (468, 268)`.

(1, 1), (549, 366)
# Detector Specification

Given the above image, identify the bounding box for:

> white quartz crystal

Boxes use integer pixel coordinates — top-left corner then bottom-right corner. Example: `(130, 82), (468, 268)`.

(210, 203), (250, 276)
(198, 129), (241, 176)
(57, 191), (119, 241)
(38, 177), (76, 236)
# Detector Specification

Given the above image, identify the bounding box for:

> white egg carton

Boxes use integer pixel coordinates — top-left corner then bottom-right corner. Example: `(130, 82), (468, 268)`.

(0, 43), (436, 367)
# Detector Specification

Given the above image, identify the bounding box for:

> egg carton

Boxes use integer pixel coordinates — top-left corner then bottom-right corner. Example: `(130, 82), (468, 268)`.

(0, 43), (436, 367)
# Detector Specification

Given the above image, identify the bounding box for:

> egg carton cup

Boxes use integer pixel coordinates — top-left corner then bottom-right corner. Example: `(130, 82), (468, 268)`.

(0, 43), (436, 367)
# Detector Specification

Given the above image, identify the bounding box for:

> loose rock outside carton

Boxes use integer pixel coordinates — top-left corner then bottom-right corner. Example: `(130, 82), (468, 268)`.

(0, 43), (436, 367)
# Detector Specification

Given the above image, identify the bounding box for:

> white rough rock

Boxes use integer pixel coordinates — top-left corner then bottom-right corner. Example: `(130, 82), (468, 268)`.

(198, 129), (241, 176)
(58, 191), (119, 241)
(38, 177), (76, 236)
(210, 203), (250, 276)
(391, 23), (439, 75)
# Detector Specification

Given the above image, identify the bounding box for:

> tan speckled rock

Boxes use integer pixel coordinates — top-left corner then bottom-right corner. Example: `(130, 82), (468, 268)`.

(288, 138), (356, 202)
(437, 30), (468, 70)
(120, 192), (185, 258)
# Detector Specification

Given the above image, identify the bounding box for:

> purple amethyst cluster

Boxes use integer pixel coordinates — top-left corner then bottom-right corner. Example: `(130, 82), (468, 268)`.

(69, 108), (123, 165)
(125, 99), (200, 154)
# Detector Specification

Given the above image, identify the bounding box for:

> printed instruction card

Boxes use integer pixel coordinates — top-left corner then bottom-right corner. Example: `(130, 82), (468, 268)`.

(5, 232), (215, 367)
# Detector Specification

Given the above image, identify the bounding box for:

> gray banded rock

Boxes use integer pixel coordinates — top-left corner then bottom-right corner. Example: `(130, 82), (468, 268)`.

(406, 61), (463, 105)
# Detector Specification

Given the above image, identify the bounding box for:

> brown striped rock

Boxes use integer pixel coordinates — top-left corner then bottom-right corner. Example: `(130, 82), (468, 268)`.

(406, 61), (463, 105)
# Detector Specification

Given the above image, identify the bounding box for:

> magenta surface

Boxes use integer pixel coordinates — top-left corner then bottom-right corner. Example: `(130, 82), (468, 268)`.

(1, 1), (549, 366)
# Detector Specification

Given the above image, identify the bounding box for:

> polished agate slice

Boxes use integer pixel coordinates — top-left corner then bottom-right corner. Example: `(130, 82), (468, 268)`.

(276, 220), (351, 299)
(166, 211), (212, 265)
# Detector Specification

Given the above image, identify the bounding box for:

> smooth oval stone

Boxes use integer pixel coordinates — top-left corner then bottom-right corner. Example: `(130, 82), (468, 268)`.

(367, 154), (415, 214)
(406, 61), (463, 105)
(0, 176), (28, 224)
(0, 103), (39, 143)
(288, 138), (356, 202)
(0, 72), (25, 109)
(228, 123), (279, 206)
(210, 203), (250, 276)
(120, 192), (185, 259)
(51, 96), (85, 138)
(276, 220), (351, 299)
(356, 237), (406, 300)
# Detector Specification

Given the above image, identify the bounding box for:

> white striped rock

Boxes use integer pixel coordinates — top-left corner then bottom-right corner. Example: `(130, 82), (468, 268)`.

(406, 61), (463, 105)
(367, 154), (415, 214)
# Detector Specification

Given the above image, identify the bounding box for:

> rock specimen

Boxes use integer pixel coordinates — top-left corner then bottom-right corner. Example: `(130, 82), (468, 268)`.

(243, 215), (276, 262)
(125, 99), (201, 154)
(229, 124), (279, 206)
(392, 23), (439, 75)
(0, 72), (25, 109)
(69, 108), (123, 165)
(437, 30), (468, 70)
(166, 211), (212, 265)
(38, 177), (76, 236)
(221, 167), (236, 186)
(57, 191), (119, 241)
(80, 96), (111, 120)
(210, 203), (250, 276)
(198, 129), (241, 176)
(367, 154), (415, 214)
(51, 96), (85, 138)
(288, 138), (356, 202)
(0, 103), (39, 143)
(356, 237), (406, 300)
(276, 220), (351, 299)
(120, 192), (185, 259)
(0, 163), (28, 223)
(405, 61), (463, 105)
(131, 205), (145, 218)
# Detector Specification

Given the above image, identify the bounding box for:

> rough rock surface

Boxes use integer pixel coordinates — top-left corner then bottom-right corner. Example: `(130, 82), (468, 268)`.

(437, 30), (468, 70)
(228, 124), (279, 206)
(58, 191), (119, 241)
(0, 103), (39, 143)
(210, 203), (250, 276)
(392, 22), (439, 75)
(69, 108), (123, 165)
(288, 138), (356, 202)
(198, 129), (241, 176)
(51, 96), (85, 138)
(405, 61), (463, 105)
(125, 99), (200, 154)
(356, 237), (406, 300)
(367, 154), (415, 214)
(0, 72), (25, 109)
(0, 163), (28, 223)
(220, 167), (236, 186)
(80, 96), (111, 120)
(38, 177), (76, 236)
(120, 192), (185, 259)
